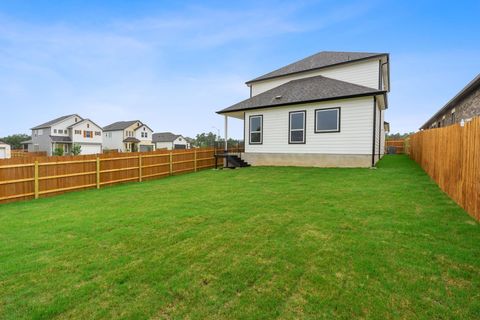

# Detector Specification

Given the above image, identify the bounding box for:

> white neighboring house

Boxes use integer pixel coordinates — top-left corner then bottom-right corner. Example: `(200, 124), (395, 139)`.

(0, 141), (11, 159)
(103, 120), (155, 152)
(27, 114), (103, 155)
(217, 51), (390, 168)
(152, 132), (190, 150)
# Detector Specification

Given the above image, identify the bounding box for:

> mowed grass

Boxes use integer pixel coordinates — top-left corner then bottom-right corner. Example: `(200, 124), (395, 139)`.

(0, 155), (479, 319)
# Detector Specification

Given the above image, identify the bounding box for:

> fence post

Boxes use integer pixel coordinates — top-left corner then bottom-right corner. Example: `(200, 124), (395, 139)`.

(96, 157), (100, 189)
(138, 154), (142, 182)
(34, 160), (39, 199)
(194, 149), (197, 172)
(169, 152), (173, 175)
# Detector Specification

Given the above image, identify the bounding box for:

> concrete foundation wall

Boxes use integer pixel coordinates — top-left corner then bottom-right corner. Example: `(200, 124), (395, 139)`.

(242, 152), (372, 168)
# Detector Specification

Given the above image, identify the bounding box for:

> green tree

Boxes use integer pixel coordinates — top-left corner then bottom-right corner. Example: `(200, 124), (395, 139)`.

(71, 144), (82, 156)
(0, 134), (30, 149)
(386, 132), (415, 140)
(53, 148), (64, 156)
(192, 132), (218, 147)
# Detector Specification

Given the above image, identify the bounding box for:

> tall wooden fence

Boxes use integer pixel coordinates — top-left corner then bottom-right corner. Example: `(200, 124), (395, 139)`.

(385, 139), (405, 154)
(409, 117), (480, 220)
(11, 150), (47, 158)
(0, 148), (219, 205)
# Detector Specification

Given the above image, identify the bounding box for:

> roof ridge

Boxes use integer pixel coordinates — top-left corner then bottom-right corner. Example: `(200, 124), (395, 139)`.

(246, 51), (388, 84)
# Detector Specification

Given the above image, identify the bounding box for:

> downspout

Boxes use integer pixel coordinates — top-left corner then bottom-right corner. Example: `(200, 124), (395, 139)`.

(371, 97), (377, 167)
(378, 107), (382, 158)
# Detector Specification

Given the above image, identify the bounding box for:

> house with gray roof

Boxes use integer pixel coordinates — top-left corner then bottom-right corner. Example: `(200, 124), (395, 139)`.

(27, 114), (103, 155)
(420, 73), (480, 130)
(217, 51), (390, 167)
(103, 120), (154, 152)
(152, 132), (190, 150)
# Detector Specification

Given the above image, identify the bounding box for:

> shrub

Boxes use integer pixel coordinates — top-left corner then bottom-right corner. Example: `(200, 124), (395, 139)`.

(72, 144), (82, 156)
(53, 148), (64, 156)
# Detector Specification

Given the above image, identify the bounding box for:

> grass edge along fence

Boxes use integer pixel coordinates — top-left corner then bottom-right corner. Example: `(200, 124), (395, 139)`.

(0, 148), (235, 205)
(409, 116), (480, 221)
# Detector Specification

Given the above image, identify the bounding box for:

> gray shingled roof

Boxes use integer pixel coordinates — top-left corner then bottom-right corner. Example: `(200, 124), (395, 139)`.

(247, 51), (387, 84)
(152, 132), (181, 143)
(218, 75), (384, 114)
(31, 114), (80, 130)
(103, 120), (140, 131)
(50, 136), (72, 143)
(420, 73), (480, 129)
(123, 137), (140, 143)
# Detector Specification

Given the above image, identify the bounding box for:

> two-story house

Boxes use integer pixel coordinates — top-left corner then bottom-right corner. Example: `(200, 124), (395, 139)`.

(217, 51), (390, 167)
(103, 120), (155, 152)
(27, 114), (103, 155)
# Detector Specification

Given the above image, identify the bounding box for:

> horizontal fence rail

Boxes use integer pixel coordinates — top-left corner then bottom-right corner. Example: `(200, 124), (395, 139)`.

(409, 117), (480, 221)
(0, 148), (232, 204)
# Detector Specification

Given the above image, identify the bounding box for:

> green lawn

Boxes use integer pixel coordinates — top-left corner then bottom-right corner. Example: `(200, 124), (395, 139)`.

(0, 155), (479, 319)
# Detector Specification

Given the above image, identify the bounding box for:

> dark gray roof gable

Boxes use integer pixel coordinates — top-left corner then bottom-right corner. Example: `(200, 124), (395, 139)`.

(420, 73), (480, 129)
(246, 51), (388, 84)
(218, 75), (385, 114)
(103, 120), (141, 131)
(31, 114), (81, 130)
(152, 132), (181, 143)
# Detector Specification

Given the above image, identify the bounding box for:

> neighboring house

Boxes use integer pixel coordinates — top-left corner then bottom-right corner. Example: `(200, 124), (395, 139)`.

(420, 73), (480, 130)
(152, 132), (190, 150)
(27, 114), (103, 155)
(0, 141), (11, 159)
(384, 121), (390, 133)
(103, 120), (155, 152)
(217, 51), (390, 167)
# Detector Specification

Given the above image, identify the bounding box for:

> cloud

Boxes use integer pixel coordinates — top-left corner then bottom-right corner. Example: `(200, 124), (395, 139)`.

(0, 1), (377, 137)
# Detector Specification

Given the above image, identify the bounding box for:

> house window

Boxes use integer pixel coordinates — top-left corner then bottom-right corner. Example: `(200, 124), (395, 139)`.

(95, 131), (101, 136)
(315, 108), (340, 133)
(249, 115), (263, 144)
(75, 130), (81, 135)
(87, 123), (90, 128)
(84, 131), (93, 138)
(451, 112), (455, 124)
(38, 129), (43, 135)
(54, 129), (57, 134)
(289, 111), (306, 144)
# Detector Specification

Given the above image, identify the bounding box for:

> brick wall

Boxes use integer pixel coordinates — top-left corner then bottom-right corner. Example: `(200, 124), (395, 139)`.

(430, 86), (480, 127)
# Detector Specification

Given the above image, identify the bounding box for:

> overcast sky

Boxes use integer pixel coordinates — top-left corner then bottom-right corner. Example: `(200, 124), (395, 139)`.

(1, 0), (479, 138)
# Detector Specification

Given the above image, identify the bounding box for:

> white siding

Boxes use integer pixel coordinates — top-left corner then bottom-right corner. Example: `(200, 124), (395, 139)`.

(154, 136), (189, 150)
(251, 59), (380, 96)
(244, 96), (375, 155)
(78, 144), (102, 155)
(71, 120), (103, 146)
(134, 125), (154, 146)
(0, 144), (11, 159)
(103, 130), (125, 151)
(155, 142), (172, 150)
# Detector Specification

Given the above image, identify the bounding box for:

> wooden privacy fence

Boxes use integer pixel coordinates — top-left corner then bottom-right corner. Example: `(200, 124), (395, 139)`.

(0, 148), (218, 204)
(409, 117), (480, 220)
(11, 150), (47, 158)
(385, 139), (405, 154)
